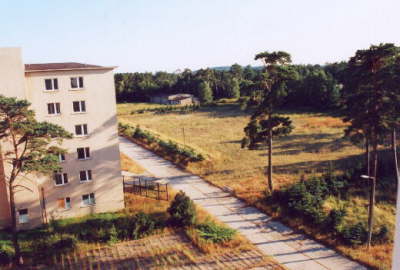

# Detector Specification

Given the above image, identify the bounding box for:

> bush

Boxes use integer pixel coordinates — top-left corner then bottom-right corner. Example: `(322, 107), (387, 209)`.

(0, 244), (13, 266)
(196, 222), (236, 243)
(29, 235), (75, 260)
(341, 222), (367, 245)
(124, 123), (205, 162)
(372, 225), (389, 244)
(325, 208), (346, 231)
(168, 191), (196, 227)
(131, 212), (156, 239)
(52, 236), (77, 252)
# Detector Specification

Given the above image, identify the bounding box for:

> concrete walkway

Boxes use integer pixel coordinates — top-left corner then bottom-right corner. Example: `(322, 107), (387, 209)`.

(119, 137), (367, 270)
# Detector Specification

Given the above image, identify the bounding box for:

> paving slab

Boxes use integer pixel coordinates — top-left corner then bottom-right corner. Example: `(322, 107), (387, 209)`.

(119, 137), (368, 270)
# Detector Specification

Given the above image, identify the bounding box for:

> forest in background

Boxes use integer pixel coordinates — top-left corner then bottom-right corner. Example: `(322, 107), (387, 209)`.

(114, 62), (346, 111)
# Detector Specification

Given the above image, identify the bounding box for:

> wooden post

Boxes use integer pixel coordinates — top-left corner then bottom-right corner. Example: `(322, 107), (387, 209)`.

(122, 177), (126, 208)
(41, 187), (48, 224)
(145, 180), (148, 197)
(166, 183), (169, 201)
(157, 183), (160, 200)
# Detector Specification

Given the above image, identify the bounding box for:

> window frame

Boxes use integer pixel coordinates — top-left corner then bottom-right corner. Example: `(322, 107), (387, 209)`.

(75, 124), (88, 137)
(72, 100), (86, 113)
(54, 172), (69, 186)
(82, 193), (95, 206)
(70, 77), (84, 89)
(77, 147), (90, 160)
(57, 197), (71, 210)
(18, 209), (29, 224)
(79, 170), (92, 182)
(44, 78), (59, 91)
(47, 102), (61, 115)
(58, 153), (66, 162)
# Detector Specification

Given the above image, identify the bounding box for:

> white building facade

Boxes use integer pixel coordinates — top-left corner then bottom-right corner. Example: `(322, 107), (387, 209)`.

(0, 48), (124, 229)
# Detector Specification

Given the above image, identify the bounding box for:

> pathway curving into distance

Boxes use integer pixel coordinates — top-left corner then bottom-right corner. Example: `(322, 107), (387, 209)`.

(119, 137), (367, 270)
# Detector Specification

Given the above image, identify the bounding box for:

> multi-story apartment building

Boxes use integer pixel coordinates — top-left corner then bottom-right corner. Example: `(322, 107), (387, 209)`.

(0, 48), (124, 229)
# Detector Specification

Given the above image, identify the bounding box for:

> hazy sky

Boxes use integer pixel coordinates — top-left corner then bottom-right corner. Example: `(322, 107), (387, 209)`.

(1, 0), (399, 72)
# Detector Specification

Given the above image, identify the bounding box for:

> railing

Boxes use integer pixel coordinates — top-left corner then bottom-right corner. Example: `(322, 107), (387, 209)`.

(123, 176), (169, 201)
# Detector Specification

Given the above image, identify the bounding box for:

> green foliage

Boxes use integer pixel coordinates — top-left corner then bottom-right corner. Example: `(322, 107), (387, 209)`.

(325, 209), (347, 231)
(119, 123), (205, 162)
(28, 235), (77, 261)
(225, 78), (240, 99)
(0, 244), (14, 266)
(196, 222), (236, 243)
(341, 222), (368, 245)
(0, 95), (72, 175)
(197, 81), (213, 104)
(130, 104), (201, 115)
(168, 191), (197, 227)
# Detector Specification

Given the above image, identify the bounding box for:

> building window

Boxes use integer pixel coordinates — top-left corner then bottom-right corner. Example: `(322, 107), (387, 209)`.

(77, 147), (90, 160)
(45, 79), (58, 91)
(18, 209), (28, 224)
(54, 172), (68, 186)
(57, 197), (71, 210)
(73, 101), (86, 113)
(59, 153), (66, 162)
(47, 103), (61, 115)
(79, 170), (92, 182)
(75, 124), (88, 136)
(71, 77), (84, 89)
(82, 193), (95, 206)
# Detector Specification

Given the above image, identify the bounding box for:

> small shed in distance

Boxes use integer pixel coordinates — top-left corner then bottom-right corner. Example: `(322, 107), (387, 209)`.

(150, 93), (199, 105)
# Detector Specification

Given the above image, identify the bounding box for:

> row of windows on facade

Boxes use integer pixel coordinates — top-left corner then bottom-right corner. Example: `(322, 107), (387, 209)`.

(54, 169), (92, 186)
(48, 100), (86, 115)
(18, 193), (95, 224)
(45, 77), (84, 91)
(59, 147), (91, 163)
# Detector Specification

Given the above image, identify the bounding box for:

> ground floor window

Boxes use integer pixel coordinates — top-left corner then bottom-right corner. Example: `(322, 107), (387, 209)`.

(57, 197), (71, 210)
(82, 193), (95, 206)
(18, 209), (28, 224)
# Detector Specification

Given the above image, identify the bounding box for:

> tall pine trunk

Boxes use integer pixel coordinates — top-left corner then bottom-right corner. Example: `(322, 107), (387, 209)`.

(367, 139), (378, 248)
(8, 180), (22, 265)
(392, 128), (400, 183)
(268, 129), (273, 192)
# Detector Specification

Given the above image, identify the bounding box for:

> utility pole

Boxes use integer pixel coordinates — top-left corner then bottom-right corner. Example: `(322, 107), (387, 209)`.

(393, 177), (400, 269)
(182, 127), (186, 146)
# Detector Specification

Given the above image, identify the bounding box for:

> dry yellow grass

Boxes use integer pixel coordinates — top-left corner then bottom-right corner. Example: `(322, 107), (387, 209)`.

(120, 153), (146, 174)
(118, 102), (396, 269)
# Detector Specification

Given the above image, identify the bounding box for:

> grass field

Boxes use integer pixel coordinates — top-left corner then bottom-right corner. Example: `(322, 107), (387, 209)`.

(118, 102), (397, 269)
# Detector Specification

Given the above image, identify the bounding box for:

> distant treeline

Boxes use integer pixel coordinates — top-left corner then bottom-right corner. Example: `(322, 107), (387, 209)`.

(115, 62), (347, 110)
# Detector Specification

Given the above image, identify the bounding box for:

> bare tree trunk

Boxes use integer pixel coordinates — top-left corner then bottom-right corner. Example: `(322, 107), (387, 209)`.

(8, 181), (22, 265)
(366, 138), (370, 178)
(392, 128), (400, 184)
(268, 129), (273, 192)
(367, 140), (378, 249)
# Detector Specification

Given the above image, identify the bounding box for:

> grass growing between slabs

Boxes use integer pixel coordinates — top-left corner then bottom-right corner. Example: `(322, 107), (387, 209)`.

(118, 101), (397, 270)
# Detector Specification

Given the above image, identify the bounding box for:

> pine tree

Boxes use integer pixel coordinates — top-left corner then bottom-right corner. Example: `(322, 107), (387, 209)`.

(342, 43), (400, 248)
(242, 51), (297, 192)
(197, 80), (213, 104)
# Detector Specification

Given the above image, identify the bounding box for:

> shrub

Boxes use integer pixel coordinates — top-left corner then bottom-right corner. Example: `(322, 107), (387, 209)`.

(325, 208), (346, 231)
(168, 191), (196, 227)
(285, 181), (326, 224)
(124, 123), (205, 162)
(0, 244), (13, 266)
(341, 222), (367, 245)
(131, 212), (156, 239)
(52, 236), (77, 252)
(372, 225), (389, 244)
(196, 222), (236, 243)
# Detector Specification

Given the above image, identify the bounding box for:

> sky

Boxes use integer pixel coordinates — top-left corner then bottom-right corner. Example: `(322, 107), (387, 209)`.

(1, 0), (400, 73)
